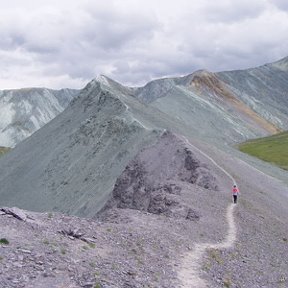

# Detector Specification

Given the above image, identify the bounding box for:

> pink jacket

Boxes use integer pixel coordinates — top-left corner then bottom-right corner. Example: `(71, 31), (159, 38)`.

(232, 187), (239, 195)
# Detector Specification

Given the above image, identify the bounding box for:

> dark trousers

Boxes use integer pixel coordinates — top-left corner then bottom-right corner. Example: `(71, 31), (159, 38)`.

(233, 195), (237, 203)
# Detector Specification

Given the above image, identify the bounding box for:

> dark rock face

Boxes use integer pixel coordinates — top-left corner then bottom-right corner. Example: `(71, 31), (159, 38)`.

(100, 132), (218, 220)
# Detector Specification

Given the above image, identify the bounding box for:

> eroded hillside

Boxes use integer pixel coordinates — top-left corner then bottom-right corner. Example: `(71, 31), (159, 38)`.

(0, 88), (78, 147)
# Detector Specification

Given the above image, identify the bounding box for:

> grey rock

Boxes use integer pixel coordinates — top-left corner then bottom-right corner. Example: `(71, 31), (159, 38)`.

(100, 132), (213, 221)
(1, 207), (29, 221)
(0, 88), (79, 147)
(0, 58), (287, 288)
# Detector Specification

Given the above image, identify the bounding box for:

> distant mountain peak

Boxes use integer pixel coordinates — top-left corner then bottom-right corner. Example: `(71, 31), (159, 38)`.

(95, 74), (110, 85)
(270, 56), (288, 71)
(184, 70), (218, 89)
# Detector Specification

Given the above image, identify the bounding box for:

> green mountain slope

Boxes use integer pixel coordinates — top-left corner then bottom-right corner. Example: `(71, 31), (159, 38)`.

(239, 131), (288, 170)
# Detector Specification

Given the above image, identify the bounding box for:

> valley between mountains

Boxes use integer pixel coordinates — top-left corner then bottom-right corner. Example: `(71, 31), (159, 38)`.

(0, 57), (288, 287)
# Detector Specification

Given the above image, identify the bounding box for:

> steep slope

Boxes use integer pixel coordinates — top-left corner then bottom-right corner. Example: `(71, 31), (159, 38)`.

(0, 57), (287, 218)
(1, 131), (287, 288)
(0, 78), (163, 217)
(99, 132), (219, 219)
(134, 65), (287, 145)
(0, 132), (235, 288)
(0, 88), (79, 147)
(217, 56), (288, 130)
(0, 58), (288, 288)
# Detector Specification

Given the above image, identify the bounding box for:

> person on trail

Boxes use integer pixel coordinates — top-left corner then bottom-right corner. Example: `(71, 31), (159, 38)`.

(232, 184), (239, 204)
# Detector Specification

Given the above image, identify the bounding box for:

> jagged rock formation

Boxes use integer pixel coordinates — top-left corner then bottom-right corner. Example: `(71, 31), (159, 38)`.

(0, 88), (79, 147)
(100, 132), (217, 220)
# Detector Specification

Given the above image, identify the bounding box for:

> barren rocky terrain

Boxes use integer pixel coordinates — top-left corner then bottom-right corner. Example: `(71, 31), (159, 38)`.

(0, 58), (288, 287)
(1, 132), (287, 287)
(1, 133), (231, 288)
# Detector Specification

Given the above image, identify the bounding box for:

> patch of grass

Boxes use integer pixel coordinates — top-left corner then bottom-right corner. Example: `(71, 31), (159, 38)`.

(88, 243), (96, 249)
(89, 262), (96, 268)
(43, 239), (49, 245)
(82, 245), (89, 251)
(223, 276), (232, 288)
(0, 238), (9, 245)
(238, 131), (288, 170)
(48, 213), (53, 219)
(278, 275), (286, 283)
(0, 147), (11, 157)
(136, 256), (144, 266)
(202, 261), (211, 272)
(94, 284), (101, 288)
(60, 248), (66, 255)
(208, 248), (223, 264)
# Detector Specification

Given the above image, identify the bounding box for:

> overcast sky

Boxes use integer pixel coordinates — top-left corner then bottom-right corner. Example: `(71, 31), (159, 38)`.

(1, 0), (288, 89)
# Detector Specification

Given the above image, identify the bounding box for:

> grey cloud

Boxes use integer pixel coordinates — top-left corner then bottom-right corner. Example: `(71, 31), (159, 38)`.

(270, 0), (288, 11)
(0, 0), (287, 89)
(0, 32), (26, 50)
(2, 4), (159, 83)
(201, 0), (266, 23)
(109, 54), (201, 86)
(81, 9), (158, 50)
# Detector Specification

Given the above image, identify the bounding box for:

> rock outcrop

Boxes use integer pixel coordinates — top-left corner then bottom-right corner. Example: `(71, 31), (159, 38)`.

(100, 132), (218, 220)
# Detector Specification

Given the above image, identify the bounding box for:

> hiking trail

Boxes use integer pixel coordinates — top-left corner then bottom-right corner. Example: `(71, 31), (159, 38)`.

(178, 137), (237, 288)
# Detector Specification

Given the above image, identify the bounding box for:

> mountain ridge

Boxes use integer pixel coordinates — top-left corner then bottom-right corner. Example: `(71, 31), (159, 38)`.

(1, 56), (287, 148)
(0, 56), (288, 217)
(0, 57), (288, 288)
(0, 87), (79, 147)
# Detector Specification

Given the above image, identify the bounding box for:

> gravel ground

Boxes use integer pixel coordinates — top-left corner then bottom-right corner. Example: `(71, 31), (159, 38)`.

(1, 133), (287, 288)
(191, 140), (288, 288)
(0, 132), (232, 288)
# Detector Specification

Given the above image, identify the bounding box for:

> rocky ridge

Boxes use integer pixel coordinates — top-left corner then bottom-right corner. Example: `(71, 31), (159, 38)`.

(0, 133), (230, 288)
(1, 130), (287, 288)
(100, 132), (218, 220)
(0, 57), (288, 288)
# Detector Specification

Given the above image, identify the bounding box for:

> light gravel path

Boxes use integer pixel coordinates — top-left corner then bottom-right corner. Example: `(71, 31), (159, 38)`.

(178, 137), (237, 288)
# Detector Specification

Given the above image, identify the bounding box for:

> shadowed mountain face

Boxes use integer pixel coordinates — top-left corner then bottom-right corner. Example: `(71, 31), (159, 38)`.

(0, 57), (287, 217)
(0, 88), (79, 147)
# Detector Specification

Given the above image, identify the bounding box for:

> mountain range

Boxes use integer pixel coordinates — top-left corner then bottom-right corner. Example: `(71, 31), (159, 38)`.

(0, 57), (288, 216)
(0, 57), (287, 287)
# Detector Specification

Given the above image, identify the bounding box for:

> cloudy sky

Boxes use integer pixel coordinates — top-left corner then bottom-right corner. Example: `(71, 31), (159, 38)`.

(1, 0), (288, 89)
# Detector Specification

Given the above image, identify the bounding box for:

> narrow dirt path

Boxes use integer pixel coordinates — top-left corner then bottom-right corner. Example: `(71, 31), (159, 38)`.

(178, 137), (237, 288)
